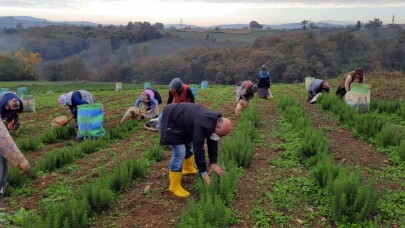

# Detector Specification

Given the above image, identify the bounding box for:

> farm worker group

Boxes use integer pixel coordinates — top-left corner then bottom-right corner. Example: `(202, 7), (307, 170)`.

(306, 68), (365, 104)
(0, 92), (23, 131)
(0, 64), (369, 200)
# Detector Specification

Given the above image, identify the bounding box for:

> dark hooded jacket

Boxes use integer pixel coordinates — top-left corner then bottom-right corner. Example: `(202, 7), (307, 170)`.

(160, 103), (221, 173)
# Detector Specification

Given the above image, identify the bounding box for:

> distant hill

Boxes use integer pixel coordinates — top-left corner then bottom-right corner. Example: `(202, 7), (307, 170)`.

(167, 21), (354, 30)
(0, 16), (98, 28)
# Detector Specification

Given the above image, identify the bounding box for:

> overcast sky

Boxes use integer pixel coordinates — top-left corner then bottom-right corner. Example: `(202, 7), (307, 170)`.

(0, 0), (404, 25)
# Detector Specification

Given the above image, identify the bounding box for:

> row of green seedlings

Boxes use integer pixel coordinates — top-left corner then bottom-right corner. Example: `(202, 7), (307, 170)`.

(371, 99), (405, 119)
(15, 124), (77, 152)
(13, 90), (140, 152)
(10, 139), (165, 227)
(179, 105), (260, 227)
(278, 96), (379, 224)
(6, 120), (141, 193)
(317, 93), (405, 163)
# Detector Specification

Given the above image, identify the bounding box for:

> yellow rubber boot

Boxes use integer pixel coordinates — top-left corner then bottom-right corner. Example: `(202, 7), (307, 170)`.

(182, 155), (198, 175)
(169, 171), (190, 197)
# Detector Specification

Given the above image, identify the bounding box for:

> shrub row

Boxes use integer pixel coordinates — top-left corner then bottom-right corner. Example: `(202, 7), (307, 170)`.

(278, 95), (379, 223)
(15, 124), (77, 152)
(179, 105), (259, 227)
(371, 99), (405, 118)
(17, 134), (165, 227)
(7, 120), (140, 190)
(317, 93), (405, 161)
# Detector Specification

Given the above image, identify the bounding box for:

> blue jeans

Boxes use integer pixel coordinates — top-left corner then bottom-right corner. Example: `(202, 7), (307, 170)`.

(169, 143), (193, 172)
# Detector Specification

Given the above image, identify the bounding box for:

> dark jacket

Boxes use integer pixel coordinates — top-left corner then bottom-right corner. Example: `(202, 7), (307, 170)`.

(160, 103), (221, 173)
(0, 93), (23, 118)
(69, 91), (88, 118)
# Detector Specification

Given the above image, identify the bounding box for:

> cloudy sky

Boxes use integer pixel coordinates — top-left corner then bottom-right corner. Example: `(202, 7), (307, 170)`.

(0, 0), (404, 26)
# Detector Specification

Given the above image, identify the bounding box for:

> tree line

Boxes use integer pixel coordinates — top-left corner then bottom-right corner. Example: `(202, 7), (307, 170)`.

(1, 25), (404, 83)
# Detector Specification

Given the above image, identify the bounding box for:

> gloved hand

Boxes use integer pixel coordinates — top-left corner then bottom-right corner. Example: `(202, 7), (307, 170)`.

(17, 158), (30, 174)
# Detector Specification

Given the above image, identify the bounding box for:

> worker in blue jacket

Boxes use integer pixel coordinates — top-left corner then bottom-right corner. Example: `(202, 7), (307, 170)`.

(0, 92), (23, 131)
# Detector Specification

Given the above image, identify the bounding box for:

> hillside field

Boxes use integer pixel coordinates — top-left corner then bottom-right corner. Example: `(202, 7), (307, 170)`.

(0, 79), (404, 227)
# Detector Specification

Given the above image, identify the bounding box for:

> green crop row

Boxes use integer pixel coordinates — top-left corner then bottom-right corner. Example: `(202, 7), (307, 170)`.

(15, 124), (77, 152)
(6, 120), (141, 192)
(179, 105), (259, 227)
(277, 96), (379, 224)
(6, 137), (165, 227)
(317, 93), (405, 162)
(371, 99), (405, 118)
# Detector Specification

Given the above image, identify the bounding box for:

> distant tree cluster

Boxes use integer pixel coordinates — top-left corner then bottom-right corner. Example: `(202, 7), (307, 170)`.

(365, 18), (383, 30)
(0, 48), (41, 80)
(21, 22), (163, 61)
(249, 21), (263, 29)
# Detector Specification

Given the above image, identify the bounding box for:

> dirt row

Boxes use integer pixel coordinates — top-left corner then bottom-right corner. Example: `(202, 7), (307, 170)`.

(282, 86), (403, 190)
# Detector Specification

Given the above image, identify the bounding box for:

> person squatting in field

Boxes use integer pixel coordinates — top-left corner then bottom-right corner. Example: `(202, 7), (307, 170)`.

(257, 64), (273, 99)
(158, 103), (232, 197)
(120, 88), (163, 123)
(0, 121), (30, 204)
(58, 90), (95, 127)
(235, 80), (257, 116)
(167, 78), (195, 104)
(0, 92), (23, 131)
(307, 79), (330, 104)
(336, 68), (365, 98)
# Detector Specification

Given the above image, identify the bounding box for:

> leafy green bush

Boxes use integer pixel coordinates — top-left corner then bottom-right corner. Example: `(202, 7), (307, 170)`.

(6, 167), (29, 188)
(85, 182), (115, 213)
(376, 125), (405, 147)
(278, 96), (298, 111)
(397, 140), (405, 161)
(327, 170), (379, 223)
(196, 163), (241, 206)
(179, 194), (233, 227)
(371, 99), (405, 118)
(297, 130), (328, 161)
(79, 138), (108, 154)
(311, 155), (341, 188)
(142, 144), (165, 162)
(221, 136), (253, 168)
(16, 137), (43, 152)
(107, 121), (139, 140)
(25, 198), (89, 228)
(126, 157), (149, 180)
(40, 125), (76, 144)
(354, 114), (385, 138)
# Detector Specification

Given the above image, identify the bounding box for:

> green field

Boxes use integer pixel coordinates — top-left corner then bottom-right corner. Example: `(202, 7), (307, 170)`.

(169, 29), (281, 43)
(0, 82), (404, 227)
